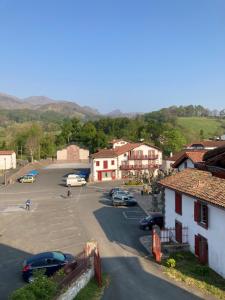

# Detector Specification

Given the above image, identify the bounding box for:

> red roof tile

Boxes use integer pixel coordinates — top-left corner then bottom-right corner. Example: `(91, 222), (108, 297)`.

(172, 150), (207, 168)
(0, 150), (15, 155)
(90, 149), (117, 159)
(186, 140), (225, 148)
(160, 168), (225, 209)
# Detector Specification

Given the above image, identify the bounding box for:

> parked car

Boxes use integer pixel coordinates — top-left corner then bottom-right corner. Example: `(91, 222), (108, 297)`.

(139, 213), (164, 230)
(113, 197), (137, 207)
(19, 175), (35, 183)
(112, 190), (133, 200)
(66, 175), (86, 187)
(22, 251), (75, 283)
(26, 170), (39, 177)
(109, 187), (122, 197)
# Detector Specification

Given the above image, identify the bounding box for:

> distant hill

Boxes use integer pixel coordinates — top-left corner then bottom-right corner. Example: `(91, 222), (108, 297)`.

(0, 92), (100, 119)
(177, 117), (225, 142)
(107, 109), (142, 118)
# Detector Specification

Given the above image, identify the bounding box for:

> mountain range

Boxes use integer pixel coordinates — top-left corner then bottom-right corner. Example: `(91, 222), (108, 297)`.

(0, 92), (100, 119)
(0, 92), (141, 119)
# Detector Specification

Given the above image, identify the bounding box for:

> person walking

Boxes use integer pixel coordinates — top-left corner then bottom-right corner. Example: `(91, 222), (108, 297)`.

(67, 188), (71, 198)
(25, 199), (32, 211)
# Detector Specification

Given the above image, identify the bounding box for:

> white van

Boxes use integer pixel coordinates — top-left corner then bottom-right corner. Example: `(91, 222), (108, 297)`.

(66, 174), (86, 187)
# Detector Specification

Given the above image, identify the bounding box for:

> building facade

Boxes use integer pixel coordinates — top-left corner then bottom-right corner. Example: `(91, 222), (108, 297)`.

(57, 145), (89, 162)
(160, 168), (225, 279)
(0, 151), (16, 170)
(90, 142), (162, 182)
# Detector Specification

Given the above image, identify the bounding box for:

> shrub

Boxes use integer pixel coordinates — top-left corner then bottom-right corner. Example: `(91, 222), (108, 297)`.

(10, 271), (58, 300)
(11, 289), (36, 300)
(166, 258), (176, 268)
(174, 253), (184, 260)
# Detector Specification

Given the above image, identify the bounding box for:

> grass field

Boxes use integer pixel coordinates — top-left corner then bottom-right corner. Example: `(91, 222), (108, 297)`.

(177, 117), (225, 142)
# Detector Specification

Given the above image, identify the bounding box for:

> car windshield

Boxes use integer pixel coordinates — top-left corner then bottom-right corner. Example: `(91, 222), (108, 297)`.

(146, 216), (153, 221)
(52, 252), (65, 262)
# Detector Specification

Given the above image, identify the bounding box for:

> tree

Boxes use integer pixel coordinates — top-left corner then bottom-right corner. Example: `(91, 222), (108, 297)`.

(162, 128), (186, 156)
(25, 124), (43, 162)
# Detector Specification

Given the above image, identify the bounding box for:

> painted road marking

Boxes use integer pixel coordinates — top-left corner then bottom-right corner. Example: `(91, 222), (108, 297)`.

(123, 210), (146, 220)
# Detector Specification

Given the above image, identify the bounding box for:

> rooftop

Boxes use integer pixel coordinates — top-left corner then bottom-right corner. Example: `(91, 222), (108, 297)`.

(160, 168), (225, 210)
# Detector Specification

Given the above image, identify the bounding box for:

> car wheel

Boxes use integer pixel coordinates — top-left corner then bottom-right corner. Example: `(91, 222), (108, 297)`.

(28, 276), (34, 283)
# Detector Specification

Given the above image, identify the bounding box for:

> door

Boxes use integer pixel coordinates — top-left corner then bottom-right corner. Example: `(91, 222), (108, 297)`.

(97, 171), (102, 181)
(199, 236), (208, 264)
(175, 220), (182, 243)
(112, 171), (116, 180)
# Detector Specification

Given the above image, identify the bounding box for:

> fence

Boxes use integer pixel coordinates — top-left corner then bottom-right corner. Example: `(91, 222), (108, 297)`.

(57, 250), (89, 288)
(160, 227), (188, 244)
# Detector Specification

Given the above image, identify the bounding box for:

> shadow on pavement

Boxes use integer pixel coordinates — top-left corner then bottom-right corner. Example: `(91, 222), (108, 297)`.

(0, 243), (32, 300)
(101, 256), (206, 300)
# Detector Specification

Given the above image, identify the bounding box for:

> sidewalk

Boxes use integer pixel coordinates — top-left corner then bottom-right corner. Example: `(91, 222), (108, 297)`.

(135, 192), (163, 215)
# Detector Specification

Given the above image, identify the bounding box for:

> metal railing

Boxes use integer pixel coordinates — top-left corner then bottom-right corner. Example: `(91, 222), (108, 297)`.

(128, 154), (158, 160)
(120, 164), (158, 170)
(160, 227), (188, 244)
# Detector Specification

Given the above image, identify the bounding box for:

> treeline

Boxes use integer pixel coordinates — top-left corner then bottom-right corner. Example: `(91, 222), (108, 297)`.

(56, 112), (186, 155)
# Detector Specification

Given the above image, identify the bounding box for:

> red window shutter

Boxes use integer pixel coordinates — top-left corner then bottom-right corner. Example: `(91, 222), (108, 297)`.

(96, 161), (100, 166)
(175, 192), (182, 215)
(194, 201), (200, 222)
(111, 160), (114, 165)
(103, 161), (108, 169)
(195, 235), (200, 256)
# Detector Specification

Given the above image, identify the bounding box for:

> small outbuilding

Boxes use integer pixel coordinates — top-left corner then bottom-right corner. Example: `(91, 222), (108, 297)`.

(0, 150), (16, 170)
(57, 145), (89, 162)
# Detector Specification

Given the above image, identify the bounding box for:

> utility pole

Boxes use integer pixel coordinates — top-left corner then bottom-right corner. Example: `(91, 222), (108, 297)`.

(4, 158), (7, 186)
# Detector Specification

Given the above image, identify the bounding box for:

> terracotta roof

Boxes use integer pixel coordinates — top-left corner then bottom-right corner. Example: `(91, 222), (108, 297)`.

(90, 149), (117, 159)
(172, 150), (207, 168)
(203, 145), (225, 161)
(0, 150), (15, 155)
(114, 143), (141, 155)
(186, 140), (225, 148)
(91, 142), (161, 158)
(159, 168), (225, 209)
(166, 150), (186, 162)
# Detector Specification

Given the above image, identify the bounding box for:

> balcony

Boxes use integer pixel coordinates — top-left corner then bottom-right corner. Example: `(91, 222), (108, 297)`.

(128, 154), (158, 160)
(120, 164), (158, 170)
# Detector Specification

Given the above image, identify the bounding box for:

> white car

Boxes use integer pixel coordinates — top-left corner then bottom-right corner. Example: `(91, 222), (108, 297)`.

(66, 175), (86, 187)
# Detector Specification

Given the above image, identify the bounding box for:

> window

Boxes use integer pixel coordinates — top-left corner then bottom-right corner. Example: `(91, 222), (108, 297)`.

(103, 161), (108, 169)
(194, 201), (208, 228)
(111, 160), (115, 165)
(96, 161), (100, 166)
(175, 192), (182, 215)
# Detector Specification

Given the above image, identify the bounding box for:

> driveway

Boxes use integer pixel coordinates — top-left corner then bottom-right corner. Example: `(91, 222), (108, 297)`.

(0, 171), (215, 300)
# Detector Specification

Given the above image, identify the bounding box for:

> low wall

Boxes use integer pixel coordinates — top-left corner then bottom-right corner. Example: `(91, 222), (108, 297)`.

(57, 267), (94, 300)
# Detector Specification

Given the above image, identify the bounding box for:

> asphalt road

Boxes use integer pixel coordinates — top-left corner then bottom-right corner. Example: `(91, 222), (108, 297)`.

(0, 168), (215, 300)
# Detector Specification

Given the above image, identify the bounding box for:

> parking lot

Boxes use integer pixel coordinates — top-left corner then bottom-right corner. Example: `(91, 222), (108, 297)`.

(0, 168), (149, 299)
(0, 167), (209, 300)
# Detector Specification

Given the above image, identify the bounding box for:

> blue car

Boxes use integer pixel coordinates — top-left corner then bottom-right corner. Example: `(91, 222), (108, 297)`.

(22, 251), (76, 282)
(27, 170), (39, 177)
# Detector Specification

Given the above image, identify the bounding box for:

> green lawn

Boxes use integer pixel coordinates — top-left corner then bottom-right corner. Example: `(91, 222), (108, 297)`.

(177, 117), (225, 142)
(75, 274), (109, 300)
(163, 252), (225, 300)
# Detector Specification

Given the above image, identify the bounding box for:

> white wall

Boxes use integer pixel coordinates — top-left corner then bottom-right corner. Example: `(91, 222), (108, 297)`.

(165, 188), (225, 278)
(178, 159), (194, 171)
(0, 153), (16, 170)
(92, 157), (117, 181)
(112, 140), (128, 148)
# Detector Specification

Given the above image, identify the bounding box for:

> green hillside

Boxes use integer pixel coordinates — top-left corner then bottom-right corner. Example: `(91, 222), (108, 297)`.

(177, 117), (225, 142)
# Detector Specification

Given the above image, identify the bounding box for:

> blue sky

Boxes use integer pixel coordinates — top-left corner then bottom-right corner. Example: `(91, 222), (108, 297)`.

(0, 0), (225, 113)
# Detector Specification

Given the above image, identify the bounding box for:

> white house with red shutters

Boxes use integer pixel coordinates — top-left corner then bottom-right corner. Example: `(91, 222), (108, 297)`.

(90, 141), (162, 182)
(160, 168), (225, 279)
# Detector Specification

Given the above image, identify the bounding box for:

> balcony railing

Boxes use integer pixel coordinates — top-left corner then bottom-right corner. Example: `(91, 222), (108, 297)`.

(120, 164), (158, 170)
(128, 154), (158, 160)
